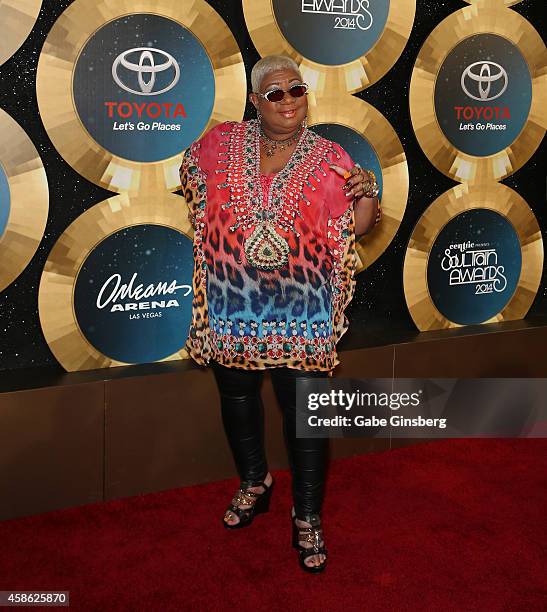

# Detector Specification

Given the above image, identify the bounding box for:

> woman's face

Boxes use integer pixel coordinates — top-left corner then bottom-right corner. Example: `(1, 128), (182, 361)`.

(250, 68), (308, 136)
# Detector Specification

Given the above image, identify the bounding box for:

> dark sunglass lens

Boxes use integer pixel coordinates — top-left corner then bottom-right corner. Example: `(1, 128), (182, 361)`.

(289, 85), (307, 98)
(265, 89), (285, 102)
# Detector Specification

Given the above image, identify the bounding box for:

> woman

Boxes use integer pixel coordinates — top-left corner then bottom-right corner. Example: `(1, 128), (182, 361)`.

(179, 55), (381, 572)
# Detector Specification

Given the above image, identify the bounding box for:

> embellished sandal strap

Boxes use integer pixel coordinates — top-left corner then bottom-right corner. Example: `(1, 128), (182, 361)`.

(231, 489), (260, 507)
(239, 487), (262, 498)
(296, 527), (324, 551)
(229, 477), (272, 511)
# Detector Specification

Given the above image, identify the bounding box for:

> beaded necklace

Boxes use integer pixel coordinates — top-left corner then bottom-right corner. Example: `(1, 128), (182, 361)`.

(259, 124), (302, 157)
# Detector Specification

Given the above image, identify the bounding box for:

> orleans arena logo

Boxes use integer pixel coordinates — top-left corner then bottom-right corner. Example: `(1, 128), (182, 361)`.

(73, 224), (194, 363)
(72, 13), (215, 163)
(96, 271), (191, 315)
(434, 33), (532, 158)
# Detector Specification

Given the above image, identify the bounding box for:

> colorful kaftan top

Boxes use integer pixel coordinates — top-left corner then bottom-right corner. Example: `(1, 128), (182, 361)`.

(179, 119), (357, 372)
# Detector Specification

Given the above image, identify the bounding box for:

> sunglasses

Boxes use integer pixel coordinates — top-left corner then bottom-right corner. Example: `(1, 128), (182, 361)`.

(256, 83), (309, 103)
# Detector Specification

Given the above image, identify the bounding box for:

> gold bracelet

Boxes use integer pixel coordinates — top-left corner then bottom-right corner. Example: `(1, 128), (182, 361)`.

(363, 169), (380, 198)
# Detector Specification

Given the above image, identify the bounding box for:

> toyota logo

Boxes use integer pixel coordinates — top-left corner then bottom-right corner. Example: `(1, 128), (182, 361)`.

(461, 61), (508, 102)
(112, 47), (180, 96)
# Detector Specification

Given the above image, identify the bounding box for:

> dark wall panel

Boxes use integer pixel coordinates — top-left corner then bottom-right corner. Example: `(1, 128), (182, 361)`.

(0, 382), (104, 521)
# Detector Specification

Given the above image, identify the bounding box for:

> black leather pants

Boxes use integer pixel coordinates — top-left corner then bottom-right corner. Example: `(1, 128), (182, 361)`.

(211, 361), (329, 521)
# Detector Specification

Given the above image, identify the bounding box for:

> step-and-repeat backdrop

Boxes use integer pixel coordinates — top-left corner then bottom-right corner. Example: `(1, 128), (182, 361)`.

(0, 0), (545, 371)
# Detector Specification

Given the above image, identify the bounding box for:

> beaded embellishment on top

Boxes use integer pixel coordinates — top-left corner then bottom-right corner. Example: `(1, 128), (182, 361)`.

(245, 173), (290, 270)
(216, 119), (341, 271)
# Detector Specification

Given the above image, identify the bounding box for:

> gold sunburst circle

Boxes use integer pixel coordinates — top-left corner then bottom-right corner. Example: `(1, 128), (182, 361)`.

(38, 192), (194, 371)
(403, 183), (543, 331)
(0, 108), (49, 292)
(243, 0), (415, 95)
(36, 0), (246, 195)
(409, 2), (547, 184)
(0, 0), (42, 66)
(307, 95), (408, 273)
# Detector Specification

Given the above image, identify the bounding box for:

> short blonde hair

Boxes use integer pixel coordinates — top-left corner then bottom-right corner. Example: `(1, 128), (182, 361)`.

(251, 55), (303, 92)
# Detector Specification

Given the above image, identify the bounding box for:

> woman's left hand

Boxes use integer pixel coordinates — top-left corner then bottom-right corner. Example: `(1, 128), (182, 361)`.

(329, 163), (372, 200)
(329, 163), (381, 236)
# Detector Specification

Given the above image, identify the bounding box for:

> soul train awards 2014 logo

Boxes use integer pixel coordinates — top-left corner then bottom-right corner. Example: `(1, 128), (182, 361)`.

(434, 33), (532, 157)
(426, 209), (522, 326)
(272, 0), (390, 65)
(440, 242), (507, 295)
(301, 0), (374, 31)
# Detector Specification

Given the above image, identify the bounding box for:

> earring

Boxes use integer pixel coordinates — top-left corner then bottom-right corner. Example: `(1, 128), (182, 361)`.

(256, 107), (262, 122)
(302, 115), (308, 129)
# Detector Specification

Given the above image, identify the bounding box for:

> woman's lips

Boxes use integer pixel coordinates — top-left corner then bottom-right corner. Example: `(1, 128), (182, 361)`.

(279, 109), (297, 119)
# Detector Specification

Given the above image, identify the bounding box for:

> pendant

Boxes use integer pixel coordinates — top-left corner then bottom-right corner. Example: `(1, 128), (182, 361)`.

(244, 222), (289, 271)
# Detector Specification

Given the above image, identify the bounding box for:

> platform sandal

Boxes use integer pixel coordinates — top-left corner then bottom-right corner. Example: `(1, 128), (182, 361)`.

(291, 509), (328, 573)
(223, 477), (274, 530)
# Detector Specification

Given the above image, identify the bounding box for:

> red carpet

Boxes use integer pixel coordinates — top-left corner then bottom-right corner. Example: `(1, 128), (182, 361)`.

(0, 439), (545, 611)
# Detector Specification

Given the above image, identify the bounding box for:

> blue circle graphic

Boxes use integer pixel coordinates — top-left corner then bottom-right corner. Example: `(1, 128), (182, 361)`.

(273, 0), (390, 66)
(74, 224), (194, 363)
(73, 14), (215, 162)
(311, 123), (383, 198)
(427, 209), (522, 325)
(0, 163), (10, 240)
(434, 34), (532, 157)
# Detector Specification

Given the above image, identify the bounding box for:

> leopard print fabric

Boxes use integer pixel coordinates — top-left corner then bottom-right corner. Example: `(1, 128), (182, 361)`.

(179, 120), (357, 373)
